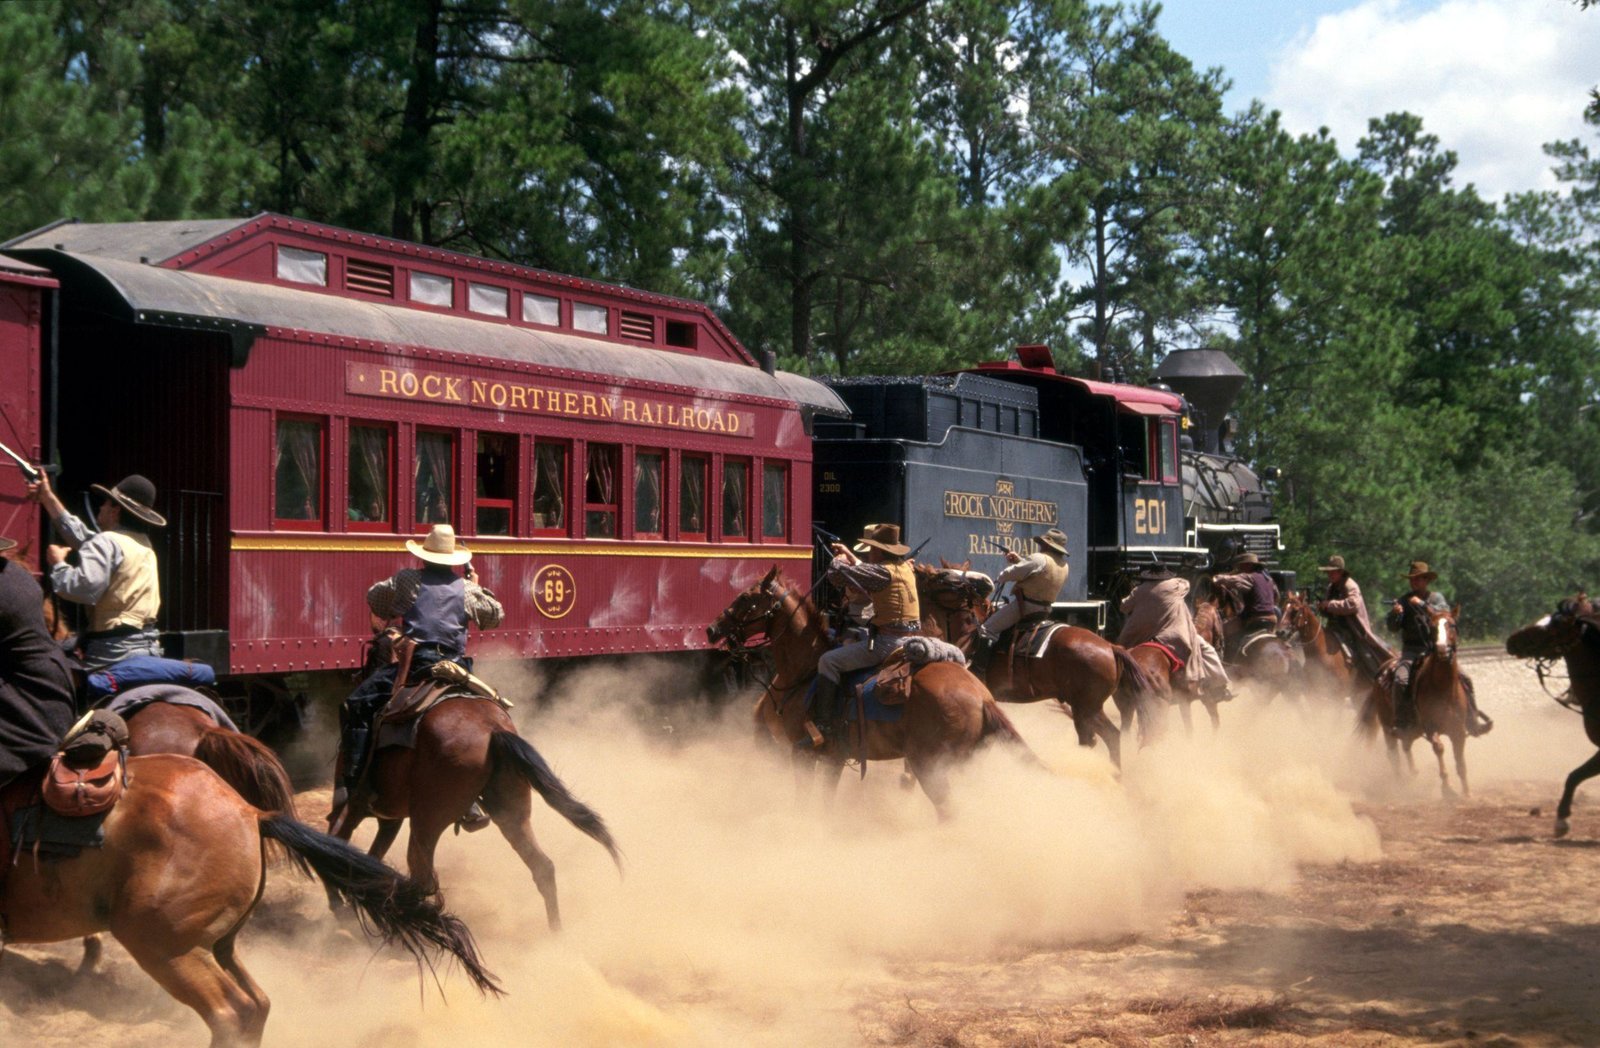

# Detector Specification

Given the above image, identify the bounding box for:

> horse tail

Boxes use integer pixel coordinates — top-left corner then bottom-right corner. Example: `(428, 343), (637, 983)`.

(1111, 644), (1157, 700)
(489, 730), (622, 872)
(194, 726), (298, 817)
(979, 700), (1044, 767)
(1355, 686), (1386, 743)
(258, 813), (502, 997)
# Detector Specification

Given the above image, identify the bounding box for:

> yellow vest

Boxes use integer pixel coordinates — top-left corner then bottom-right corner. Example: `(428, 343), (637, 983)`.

(89, 530), (161, 634)
(1018, 552), (1069, 604)
(870, 560), (920, 626)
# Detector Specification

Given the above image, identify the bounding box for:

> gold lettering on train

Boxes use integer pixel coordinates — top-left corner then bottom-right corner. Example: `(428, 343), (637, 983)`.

(346, 362), (753, 437)
(943, 478), (1062, 559)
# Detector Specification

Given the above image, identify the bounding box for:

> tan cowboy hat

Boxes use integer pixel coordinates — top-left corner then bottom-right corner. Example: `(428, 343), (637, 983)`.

(0, 535), (15, 554)
(1035, 528), (1070, 556)
(1316, 555), (1348, 574)
(1403, 560), (1438, 582)
(406, 524), (472, 566)
(852, 522), (910, 557)
(1231, 551), (1264, 570)
(90, 474), (167, 528)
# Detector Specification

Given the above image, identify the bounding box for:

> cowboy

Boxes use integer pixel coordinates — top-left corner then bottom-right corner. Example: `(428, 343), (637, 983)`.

(1117, 565), (1231, 697)
(0, 536), (76, 791)
(27, 471), (165, 670)
(333, 525), (504, 814)
(811, 523), (921, 747)
(968, 529), (1071, 677)
(1315, 555), (1393, 682)
(1384, 561), (1491, 736)
(1211, 551), (1280, 660)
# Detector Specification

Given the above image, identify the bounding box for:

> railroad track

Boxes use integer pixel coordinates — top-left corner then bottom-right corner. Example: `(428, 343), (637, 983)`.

(1459, 644), (1512, 664)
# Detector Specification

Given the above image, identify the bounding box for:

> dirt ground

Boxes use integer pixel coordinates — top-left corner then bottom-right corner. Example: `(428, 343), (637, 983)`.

(4, 652), (1597, 1047)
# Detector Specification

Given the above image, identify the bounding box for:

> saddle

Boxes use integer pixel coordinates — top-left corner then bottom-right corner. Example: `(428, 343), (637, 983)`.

(1001, 619), (1064, 661)
(1134, 640), (1184, 675)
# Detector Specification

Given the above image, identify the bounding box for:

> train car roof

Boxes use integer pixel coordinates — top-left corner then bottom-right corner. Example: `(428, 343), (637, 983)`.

(1, 246), (847, 416)
(963, 359), (1183, 416)
(0, 254), (57, 289)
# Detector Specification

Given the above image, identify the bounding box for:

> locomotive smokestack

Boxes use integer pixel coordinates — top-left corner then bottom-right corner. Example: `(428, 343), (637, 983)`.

(1155, 349), (1247, 455)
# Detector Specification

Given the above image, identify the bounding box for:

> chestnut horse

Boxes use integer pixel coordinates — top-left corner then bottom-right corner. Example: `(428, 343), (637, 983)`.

(1358, 604), (1471, 798)
(1279, 591), (1356, 701)
(1507, 595), (1600, 837)
(3, 754), (498, 1046)
(1120, 640), (1218, 735)
(913, 564), (1157, 766)
(708, 567), (1036, 819)
(329, 693), (620, 930)
(1198, 589), (1299, 701)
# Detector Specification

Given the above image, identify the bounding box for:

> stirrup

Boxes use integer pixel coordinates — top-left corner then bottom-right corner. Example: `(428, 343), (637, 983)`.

(456, 801), (492, 834)
(796, 720), (827, 750)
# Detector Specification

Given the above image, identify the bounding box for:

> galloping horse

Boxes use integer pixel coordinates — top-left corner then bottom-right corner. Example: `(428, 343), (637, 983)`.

(3, 754), (498, 1046)
(1198, 586), (1299, 701)
(329, 687), (620, 930)
(912, 564), (1157, 766)
(1359, 604), (1472, 797)
(1120, 639), (1218, 735)
(708, 567), (1036, 819)
(1507, 596), (1600, 837)
(1279, 590), (1357, 701)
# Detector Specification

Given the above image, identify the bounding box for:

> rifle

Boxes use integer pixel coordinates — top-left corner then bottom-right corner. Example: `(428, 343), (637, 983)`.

(0, 439), (40, 482)
(971, 536), (1010, 558)
(908, 536), (932, 560)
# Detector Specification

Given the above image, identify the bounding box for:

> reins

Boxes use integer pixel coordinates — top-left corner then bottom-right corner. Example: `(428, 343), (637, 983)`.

(719, 582), (819, 715)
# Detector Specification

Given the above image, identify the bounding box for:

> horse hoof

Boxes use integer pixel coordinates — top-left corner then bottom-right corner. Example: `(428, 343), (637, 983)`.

(1555, 818), (1571, 839)
(899, 773), (916, 791)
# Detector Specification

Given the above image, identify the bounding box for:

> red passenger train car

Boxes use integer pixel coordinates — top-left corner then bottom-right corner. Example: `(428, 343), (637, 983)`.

(0, 215), (842, 703)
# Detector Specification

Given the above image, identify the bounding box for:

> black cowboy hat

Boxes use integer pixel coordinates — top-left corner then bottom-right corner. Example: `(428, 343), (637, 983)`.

(1403, 560), (1438, 582)
(1035, 528), (1070, 555)
(852, 522), (910, 557)
(90, 474), (167, 528)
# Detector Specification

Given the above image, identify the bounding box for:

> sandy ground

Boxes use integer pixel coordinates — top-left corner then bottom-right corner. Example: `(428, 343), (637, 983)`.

(3, 652), (1598, 1047)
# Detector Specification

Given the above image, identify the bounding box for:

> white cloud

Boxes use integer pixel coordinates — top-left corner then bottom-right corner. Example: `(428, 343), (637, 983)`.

(1265, 0), (1600, 198)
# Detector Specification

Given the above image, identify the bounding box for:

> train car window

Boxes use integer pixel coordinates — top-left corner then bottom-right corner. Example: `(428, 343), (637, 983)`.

(722, 459), (749, 541)
(273, 417), (324, 527)
(680, 454), (707, 539)
(410, 271), (454, 307)
(572, 302), (609, 335)
(475, 433), (516, 535)
(584, 443), (619, 538)
(415, 430), (455, 525)
(532, 442), (567, 533)
(1119, 415), (1149, 479)
(522, 293), (560, 326)
(276, 247), (327, 286)
(347, 423), (392, 530)
(634, 451), (664, 538)
(468, 283), (509, 317)
(762, 463), (787, 540)
(1158, 418), (1179, 483)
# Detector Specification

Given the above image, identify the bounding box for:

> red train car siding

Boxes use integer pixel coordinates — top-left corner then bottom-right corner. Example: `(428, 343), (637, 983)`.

(0, 269), (52, 570)
(225, 332), (813, 675)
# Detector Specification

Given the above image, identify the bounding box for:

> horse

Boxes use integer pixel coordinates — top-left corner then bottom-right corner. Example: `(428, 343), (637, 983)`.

(1358, 603), (1471, 798)
(1197, 587), (1299, 702)
(3, 753), (499, 1046)
(912, 563), (1157, 765)
(708, 566), (1037, 819)
(1507, 595), (1600, 837)
(1279, 590), (1357, 701)
(1119, 639), (1218, 735)
(328, 685), (620, 931)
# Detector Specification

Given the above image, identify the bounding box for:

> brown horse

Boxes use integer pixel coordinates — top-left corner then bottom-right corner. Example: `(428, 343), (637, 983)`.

(913, 564), (1157, 766)
(3, 754), (498, 1046)
(1507, 595), (1600, 837)
(1198, 589), (1300, 701)
(329, 693), (620, 930)
(1279, 590), (1357, 701)
(708, 567), (1036, 819)
(1120, 640), (1219, 735)
(1359, 604), (1471, 797)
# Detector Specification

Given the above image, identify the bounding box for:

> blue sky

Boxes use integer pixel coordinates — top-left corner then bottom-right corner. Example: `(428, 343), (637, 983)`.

(1152, 0), (1600, 198)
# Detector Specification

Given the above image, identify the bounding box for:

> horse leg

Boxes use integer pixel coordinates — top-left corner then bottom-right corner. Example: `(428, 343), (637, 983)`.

(213, 930), (270, 1044)
(1178, 698), (1194, 737)
(367, 818), (403, 862)
(907, 754), (953, 822)
(1089, 709), (1122, 769)
(1450, 731), (1469, 798)
(1555, 750), (1600, 837)
(78, 934), (103, 975)
(119, 940), (264, 1047)
(1203, 698), (1221, 732)
(491, 802), (562, 932)
(1430, 734), (1453, 799)
(404, 813), (453, 900)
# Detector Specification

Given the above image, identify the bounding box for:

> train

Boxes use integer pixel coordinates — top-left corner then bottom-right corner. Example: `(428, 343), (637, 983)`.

(0, 214), (1283, 727)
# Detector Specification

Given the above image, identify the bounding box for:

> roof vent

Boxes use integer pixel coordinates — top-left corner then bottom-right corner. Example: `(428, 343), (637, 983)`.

(619, 310), (654, 342)
(345, 257), (395, 297)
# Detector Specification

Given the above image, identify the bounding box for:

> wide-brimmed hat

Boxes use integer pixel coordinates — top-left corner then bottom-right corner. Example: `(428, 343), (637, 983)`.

(1231, 551), (1264, 570)
(1403, 560), (1438, 582)
(1317, 555), (1348, 574)
(1035, 528), (1070, 556)
(406, 524), (472, 566)
(852, 522), (910, 557)
(0, 535), (15, 554)
(90, 474), (166, 528)
(1139, 564), (1176, 581)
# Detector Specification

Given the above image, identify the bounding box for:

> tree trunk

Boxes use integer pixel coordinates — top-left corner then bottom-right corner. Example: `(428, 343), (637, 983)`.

(392, 0), (442, 243)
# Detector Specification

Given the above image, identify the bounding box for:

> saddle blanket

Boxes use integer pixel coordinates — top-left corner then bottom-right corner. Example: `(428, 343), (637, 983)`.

(806, 672), (905, 724)
(102, 684), (239, 733)
(375, 692), (472, 751)
(9, 802), (108, 861)
(1134, 640), (1184, 674)
(1015, 620), (1066, 659)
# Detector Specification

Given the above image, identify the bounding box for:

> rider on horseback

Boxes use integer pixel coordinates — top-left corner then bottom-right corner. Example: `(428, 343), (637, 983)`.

(334, 525), (504, 814)
(1385, 560), (1491, 736)
(1211, 551), (1280, 661)
(968, 528), (1070, 678)
(1315, 554), (1391, 681)
(27, 471), (165, 669)
(0, 536), (76, 794)
(811, 523), (921, 748)
(1117, 564), (1232, 697)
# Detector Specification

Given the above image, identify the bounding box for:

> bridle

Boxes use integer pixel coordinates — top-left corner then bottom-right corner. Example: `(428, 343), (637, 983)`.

(713, 579), (815, 711)
(1528, 607), (1593, 713)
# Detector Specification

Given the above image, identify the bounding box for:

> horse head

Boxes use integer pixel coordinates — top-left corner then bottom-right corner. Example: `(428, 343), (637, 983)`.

(707, 566), (791, 648)
(1507, 597), (1588, 659)
(1278, 591), (1315, 640)
(915, 564), (993, 610)
(1427, 604), (1460, 661)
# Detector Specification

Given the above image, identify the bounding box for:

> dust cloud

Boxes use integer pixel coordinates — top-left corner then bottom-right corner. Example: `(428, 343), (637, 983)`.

(6, 652), (1581, 1047)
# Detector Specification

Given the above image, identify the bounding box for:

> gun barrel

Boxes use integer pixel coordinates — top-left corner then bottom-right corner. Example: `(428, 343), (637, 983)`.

(0, 440), (40, 481)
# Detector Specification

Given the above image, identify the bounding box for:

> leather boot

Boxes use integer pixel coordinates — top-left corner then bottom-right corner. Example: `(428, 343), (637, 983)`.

(802, 678), (842, 749)
(968, 633), (996, 678)
(1464, 678), (1493, 737)
(1391, 681), (1415, 734)
(343, 725), (371, 788)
